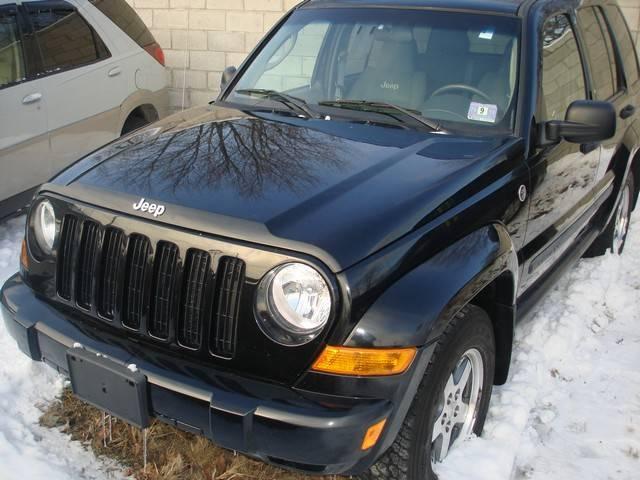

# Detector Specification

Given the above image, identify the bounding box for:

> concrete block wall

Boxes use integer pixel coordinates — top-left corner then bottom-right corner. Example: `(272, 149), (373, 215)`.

(619, 0), (640, 39)
(126, 0), (300, 109)
(127, 0), (640, 111)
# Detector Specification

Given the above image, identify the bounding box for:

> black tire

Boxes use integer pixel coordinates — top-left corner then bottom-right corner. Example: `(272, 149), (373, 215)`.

(585, 174), (635, 257)
(121, 113), (149, 136)
(361, 305), (495, 480)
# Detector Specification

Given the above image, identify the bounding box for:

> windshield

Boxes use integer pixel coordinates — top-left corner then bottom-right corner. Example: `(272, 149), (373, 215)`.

(226, 8), (521, 132)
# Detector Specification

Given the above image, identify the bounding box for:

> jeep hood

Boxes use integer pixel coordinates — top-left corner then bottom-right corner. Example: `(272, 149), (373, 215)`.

(53, 105), (512, 271)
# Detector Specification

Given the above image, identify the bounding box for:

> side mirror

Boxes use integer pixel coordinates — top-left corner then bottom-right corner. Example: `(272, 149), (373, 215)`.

(220, 66), (237, 90)
(543, 100), (616, 145)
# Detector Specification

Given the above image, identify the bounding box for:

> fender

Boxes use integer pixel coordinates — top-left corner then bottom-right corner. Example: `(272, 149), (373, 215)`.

(297, 225), (517, 462)
(343, 223), (518, 373)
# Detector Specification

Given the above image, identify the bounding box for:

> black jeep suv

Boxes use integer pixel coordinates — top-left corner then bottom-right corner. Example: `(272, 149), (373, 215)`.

(2, 0), (639, 478)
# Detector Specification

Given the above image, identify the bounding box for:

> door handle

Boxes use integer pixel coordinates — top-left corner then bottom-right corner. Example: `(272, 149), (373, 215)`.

(22, 92), (42, 105)
(108, 67), (122, 77)
(620, 104), (636, 119)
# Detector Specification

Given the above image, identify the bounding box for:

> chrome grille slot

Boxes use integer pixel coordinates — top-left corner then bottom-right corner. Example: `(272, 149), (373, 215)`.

(123, 234), (151, 330)
(76, 221), (100, 309)
(97, 228), (123, 319)
(211, 257), (245, 358)
(149, 242), (179, 339)
(178, 249), (210, 349)
(57, 215), (78, 300)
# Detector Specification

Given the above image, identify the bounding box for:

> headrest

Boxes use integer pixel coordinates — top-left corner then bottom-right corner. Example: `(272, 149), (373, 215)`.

(372, 25), (414, 44)
(428, 28), (469, 54)
(367, 26), (418, 71)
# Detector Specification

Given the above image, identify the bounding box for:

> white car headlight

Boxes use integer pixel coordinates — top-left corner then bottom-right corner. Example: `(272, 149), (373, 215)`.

(256, 263), (332, 346)
(33, 199), (57, 255)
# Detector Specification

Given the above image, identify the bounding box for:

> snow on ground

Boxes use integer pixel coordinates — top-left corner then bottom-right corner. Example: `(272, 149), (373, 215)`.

(0, 217), (125, 480)
(0, 212), (638, 480)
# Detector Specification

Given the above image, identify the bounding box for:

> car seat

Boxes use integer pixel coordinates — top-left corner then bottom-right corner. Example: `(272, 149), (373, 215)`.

(346, 26), (426, 110)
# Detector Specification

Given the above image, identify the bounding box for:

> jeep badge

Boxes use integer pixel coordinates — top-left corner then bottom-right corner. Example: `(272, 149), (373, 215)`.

(132, 198), (165, 217)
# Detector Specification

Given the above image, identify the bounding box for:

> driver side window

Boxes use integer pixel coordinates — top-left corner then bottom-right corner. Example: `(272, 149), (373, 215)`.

(540, 14), (586, 121)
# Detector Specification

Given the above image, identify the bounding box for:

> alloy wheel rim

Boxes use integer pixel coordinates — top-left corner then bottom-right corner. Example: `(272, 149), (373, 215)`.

(430, 348), (484, 464)
(613, 185), (631, 254)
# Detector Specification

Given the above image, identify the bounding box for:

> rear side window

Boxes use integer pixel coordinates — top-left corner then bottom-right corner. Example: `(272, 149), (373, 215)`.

(604, 6), (639, 85)
(540, 15), (586, 121)
(25, 1), (109, 75)
(90, 0), (156, 49)
(0, 5), (25, 88)
(577, 7), (617, 99)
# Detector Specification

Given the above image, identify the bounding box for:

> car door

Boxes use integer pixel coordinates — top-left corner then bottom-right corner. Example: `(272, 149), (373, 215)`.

(595, 5), (640, 181)
(23, 0), (124, 176)
(520, 13), (601, 293)
(0, 2), (50, 208)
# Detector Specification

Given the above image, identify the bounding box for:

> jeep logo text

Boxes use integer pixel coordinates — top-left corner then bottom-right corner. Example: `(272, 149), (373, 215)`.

(380, 80), (400, 91)
(132, 198), (165, 217)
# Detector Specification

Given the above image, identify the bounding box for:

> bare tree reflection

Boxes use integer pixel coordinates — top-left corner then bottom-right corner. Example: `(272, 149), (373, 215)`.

(93, 117), (345, 198)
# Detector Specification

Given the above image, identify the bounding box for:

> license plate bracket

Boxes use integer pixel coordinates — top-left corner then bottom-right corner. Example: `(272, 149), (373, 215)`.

(67, 348), (150, 429)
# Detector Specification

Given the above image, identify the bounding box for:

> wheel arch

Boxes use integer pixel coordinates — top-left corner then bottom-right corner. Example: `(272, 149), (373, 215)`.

(608, 122), (640, 212)
(344, 223), (518, 385)
(121, 103), (159, 135)
(469, 270), (515, 385)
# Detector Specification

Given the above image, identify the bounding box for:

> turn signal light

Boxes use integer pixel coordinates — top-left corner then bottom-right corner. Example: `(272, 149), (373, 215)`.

(20, 238), (29, 272)
(311, 346), (416, 376)
(362, 419), (387, 450)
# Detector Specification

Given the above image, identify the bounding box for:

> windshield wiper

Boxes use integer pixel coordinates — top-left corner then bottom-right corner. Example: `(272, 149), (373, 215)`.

(318, 100), (441, 132)
(235, 89), (321, 119)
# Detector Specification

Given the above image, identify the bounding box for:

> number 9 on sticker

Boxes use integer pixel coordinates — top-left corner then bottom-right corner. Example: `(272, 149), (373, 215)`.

(468, 102), (498, 123)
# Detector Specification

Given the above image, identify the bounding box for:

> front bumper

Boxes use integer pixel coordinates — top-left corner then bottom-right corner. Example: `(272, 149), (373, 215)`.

(1, 274), (396, 475)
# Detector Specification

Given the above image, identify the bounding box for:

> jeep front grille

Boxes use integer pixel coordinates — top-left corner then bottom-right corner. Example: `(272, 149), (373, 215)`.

(56, 215), (245, 358)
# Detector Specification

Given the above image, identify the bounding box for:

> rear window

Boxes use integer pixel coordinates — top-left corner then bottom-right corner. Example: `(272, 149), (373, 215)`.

(577, 7), (618, 99)
(25, 1), (110, 75)
(90, 0), (155, 49)
(604, 5), (639, 85)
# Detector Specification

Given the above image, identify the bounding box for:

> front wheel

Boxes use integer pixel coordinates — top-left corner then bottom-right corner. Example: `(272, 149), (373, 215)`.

(611, 177), (633, 254)
(361, 305), (495, 480)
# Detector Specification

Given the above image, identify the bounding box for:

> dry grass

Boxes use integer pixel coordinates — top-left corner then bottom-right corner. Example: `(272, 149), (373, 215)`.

(40, 388), (336, 480)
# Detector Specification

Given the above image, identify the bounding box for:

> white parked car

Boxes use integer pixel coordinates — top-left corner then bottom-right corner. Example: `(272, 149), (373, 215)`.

(0, 0), (169, 219)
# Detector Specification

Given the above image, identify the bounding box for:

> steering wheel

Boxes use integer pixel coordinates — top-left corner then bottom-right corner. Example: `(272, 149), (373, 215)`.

(430, 84), (494, 104)
(423, 107), (468, 122)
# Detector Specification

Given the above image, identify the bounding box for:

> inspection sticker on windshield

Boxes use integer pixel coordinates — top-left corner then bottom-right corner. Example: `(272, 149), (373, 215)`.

(468, 102), (498, 123)
(479, 27), (495, 40)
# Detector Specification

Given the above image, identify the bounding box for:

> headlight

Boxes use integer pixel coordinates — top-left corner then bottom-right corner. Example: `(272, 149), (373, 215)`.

(256, 263), (332, 346)
(33, 199), (57, 255)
